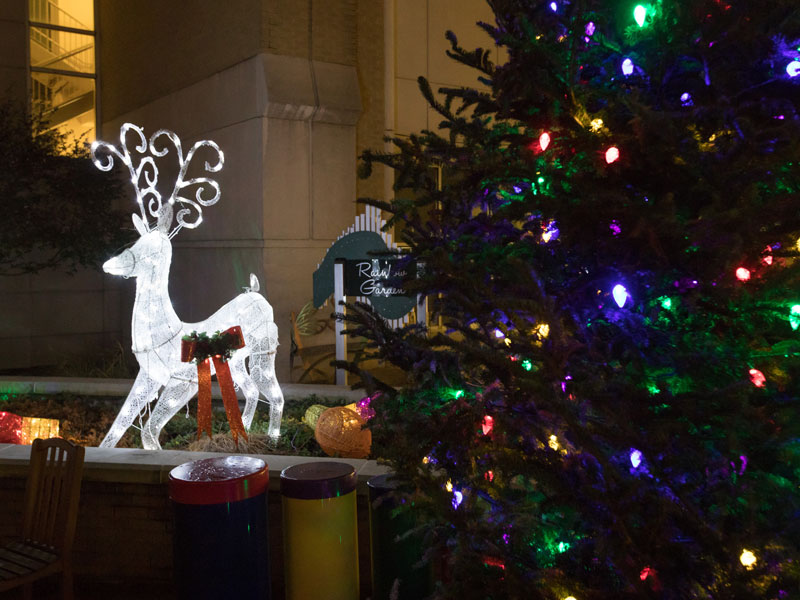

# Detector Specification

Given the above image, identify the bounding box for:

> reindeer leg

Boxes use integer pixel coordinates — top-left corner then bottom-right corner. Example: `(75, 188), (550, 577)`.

(100, 371), (161, 448)
(250, 335), (284, 441)
(229, 353), (260, 430)
(141, 369), (197, 450)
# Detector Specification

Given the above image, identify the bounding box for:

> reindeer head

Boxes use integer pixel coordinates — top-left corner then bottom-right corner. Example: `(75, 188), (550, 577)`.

(91, 124), (224, 278)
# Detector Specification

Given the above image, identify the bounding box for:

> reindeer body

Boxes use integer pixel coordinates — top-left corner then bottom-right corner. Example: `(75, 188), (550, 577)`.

(93, 124), (284, 449)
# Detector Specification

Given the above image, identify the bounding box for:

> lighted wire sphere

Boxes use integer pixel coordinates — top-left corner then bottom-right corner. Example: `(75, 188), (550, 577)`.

(315, 406), (372, 459)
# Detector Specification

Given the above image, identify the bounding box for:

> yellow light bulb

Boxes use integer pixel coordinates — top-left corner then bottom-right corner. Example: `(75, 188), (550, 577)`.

(535, 323), (550, 338)
(590, 118), (604, 132)
(548, 434), (560, 450)
(445, 479), (453, 492)
(740, 549), (757, 569)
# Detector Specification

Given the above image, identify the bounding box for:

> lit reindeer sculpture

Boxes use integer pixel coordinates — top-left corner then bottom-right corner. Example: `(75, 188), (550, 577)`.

(91, 123), (284, 449)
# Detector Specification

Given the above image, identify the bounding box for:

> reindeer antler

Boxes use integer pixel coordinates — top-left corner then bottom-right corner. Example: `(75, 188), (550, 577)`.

(91, 123), (161, 233)
(90, 123), (225, 237)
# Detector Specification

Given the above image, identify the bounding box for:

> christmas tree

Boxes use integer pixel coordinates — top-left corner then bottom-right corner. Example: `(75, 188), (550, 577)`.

(348, 0), (800, 598)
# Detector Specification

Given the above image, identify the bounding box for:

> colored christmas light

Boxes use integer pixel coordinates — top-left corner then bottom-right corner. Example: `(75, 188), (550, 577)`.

(735, 267), (751, 281)
(590, 118), (604, 132)
(542, 220), (560, 242)
(612, 284), (628, 307)
(548, 434), (560, 450)
(640, 566), (656, 580)
(452, 490), (464, 509)
(445, 479), (454, 492)
(659, 296), (673, 310)
(630, 449), (643, 468)
(680, 92), (693, 106)
(585, 21), (596, 36)
(521, 359), (533, 371)
(606, 146), (620, 163)
(749, 368), (766, 388)
(634, 5), (647, 27)
(787, 60), (800, 77)
(790, 304), (800, 330)
(539, 131), (551, 151)
(740, 549), (757, 569)
(550, 2), (557, 11)
(482, 415), (495, 436)
(622, 58), (634, 76)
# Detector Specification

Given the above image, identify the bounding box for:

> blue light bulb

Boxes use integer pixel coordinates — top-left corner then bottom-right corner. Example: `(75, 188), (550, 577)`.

(622, 58), (634, 76)
(612, 284), (628, 308)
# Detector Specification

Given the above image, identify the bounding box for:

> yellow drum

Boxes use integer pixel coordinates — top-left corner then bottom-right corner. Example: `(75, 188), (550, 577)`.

(280, 461), (359, 600)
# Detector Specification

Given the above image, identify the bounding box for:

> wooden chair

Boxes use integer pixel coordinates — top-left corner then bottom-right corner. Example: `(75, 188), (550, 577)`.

(0, 438), (85, 600)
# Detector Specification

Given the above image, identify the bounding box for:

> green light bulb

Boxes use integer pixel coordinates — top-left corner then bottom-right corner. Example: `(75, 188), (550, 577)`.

(634, 5), (647, 27)
(790, 305), (800, 330)
(521, 359), (533, 371)
(659, 296), (672, 310)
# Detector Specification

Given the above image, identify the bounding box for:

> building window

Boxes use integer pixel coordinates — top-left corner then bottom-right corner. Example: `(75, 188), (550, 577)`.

(28, 0), (96, 145)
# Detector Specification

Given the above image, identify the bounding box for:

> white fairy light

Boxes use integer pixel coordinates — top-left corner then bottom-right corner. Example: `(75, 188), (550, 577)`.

(93, 123), (284, 449)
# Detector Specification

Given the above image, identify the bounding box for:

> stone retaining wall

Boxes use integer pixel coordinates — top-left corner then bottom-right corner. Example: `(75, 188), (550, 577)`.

(0, 444), (387, 599)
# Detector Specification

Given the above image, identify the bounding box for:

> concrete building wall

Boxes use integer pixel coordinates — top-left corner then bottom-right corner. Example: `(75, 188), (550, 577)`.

(391, 0), (500, 136)
(97, 0), (263, 121)
(0, 2), (27, 99)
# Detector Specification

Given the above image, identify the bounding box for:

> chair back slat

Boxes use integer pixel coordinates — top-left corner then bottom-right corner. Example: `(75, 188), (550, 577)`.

(20, 439), (85, 553)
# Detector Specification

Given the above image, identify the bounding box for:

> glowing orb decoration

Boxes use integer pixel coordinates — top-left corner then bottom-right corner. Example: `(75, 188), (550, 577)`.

(91, 123), (284, 450)
(303, 404), (329, 429)
(787, 60), (800, 77)
(539, 131), (551, 151)
(622, 58), (634, 76)
(735, 267), (751, 281)
(634, 5), (647, 27)
(630, 449), (643, 468)
(315, 406), (372, 458)
(740, 549), (757, 569)
(790, 304), (800, 330)
(605, 146), (620, 164)
(749, 368), (766, 388)
(612, 284), (629, 307)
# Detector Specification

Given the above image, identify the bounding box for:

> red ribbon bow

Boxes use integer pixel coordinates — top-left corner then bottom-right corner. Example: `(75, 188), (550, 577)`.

(181, 326), (248, 446)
